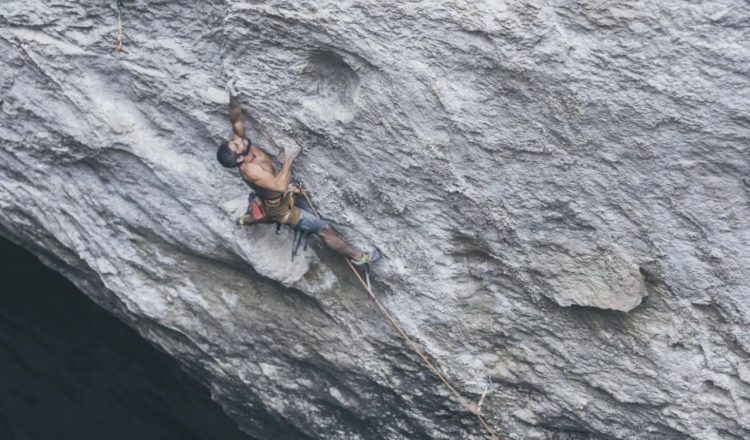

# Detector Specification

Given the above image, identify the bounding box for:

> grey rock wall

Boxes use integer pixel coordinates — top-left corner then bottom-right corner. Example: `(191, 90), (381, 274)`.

(1, 1), (749, 439)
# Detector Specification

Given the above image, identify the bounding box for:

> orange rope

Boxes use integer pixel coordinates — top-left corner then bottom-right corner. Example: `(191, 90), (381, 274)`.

(114, 14), (122, 52)
(299, 189), (501, 440)
(114, 1), (124, 53)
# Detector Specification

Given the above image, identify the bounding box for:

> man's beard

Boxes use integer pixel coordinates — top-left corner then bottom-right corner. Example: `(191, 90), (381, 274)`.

(237, 149), (252, 162)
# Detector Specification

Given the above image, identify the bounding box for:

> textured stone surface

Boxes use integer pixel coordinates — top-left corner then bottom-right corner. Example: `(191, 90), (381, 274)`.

(1, 1), (749, 439)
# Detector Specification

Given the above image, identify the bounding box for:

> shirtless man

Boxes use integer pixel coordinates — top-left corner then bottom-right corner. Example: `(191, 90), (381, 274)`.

(216, 80), (380, 266)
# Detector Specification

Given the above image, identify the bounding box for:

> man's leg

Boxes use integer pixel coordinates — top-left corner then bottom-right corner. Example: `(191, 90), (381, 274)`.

(317, 226), (361, 260)
(296, 209), (361, 259)
(296, 209), (381, 264)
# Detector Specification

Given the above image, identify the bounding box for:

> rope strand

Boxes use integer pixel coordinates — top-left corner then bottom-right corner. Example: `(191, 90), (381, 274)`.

(301, 189), (501, 440)
(114, 0), (124, 52)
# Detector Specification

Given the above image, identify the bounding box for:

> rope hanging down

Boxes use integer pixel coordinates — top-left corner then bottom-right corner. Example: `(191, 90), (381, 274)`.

(114, 0), (124, 52)
(299, 189), (502, 440)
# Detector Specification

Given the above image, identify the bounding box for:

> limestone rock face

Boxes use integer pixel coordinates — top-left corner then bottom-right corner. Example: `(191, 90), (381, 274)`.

(1, 1), (749, 439)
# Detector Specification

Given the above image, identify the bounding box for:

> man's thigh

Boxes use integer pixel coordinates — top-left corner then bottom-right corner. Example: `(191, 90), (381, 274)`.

(295, 209), (329, 234)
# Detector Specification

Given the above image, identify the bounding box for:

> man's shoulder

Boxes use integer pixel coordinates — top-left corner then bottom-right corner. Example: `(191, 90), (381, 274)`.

(250, 145), (271, 157)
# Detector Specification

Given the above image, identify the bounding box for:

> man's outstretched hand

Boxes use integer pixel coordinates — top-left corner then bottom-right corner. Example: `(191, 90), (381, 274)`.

(227, 79), (240, 98)
(284, 143), (301, 162)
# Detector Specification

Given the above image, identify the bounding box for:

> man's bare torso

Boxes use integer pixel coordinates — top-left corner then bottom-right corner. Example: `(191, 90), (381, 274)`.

(239, 145), (282, 200)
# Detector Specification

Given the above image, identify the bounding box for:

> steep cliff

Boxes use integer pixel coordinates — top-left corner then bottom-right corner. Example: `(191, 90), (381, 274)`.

(1, 1), (749, 439)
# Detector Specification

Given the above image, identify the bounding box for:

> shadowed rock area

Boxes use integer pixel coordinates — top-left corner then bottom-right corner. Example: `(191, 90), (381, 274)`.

(0, 235), (255, 440)
(1, 1), (749, 439)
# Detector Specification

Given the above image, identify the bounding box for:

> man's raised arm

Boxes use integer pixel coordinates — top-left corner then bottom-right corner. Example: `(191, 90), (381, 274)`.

(227, 79), (246, 138)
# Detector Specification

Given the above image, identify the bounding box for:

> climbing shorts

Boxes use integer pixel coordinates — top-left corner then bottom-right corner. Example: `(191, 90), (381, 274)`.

(295, 209), (329, 234)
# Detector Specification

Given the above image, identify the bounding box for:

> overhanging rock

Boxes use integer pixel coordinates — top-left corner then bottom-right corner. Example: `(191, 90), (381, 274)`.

(1, 1), (749, 439)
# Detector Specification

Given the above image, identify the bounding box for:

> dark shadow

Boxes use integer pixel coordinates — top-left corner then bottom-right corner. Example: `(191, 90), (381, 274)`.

(0, 235), (256, 440)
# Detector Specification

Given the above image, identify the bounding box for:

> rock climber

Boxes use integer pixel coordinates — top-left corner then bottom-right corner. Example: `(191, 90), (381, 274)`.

(216, 80), (381, 266)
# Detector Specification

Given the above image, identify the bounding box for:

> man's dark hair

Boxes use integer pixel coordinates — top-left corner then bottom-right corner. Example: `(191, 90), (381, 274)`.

(216, 141), (238, 168)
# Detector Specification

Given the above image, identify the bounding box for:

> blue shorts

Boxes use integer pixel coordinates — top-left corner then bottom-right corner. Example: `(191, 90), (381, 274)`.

(295, 209), (329, 234)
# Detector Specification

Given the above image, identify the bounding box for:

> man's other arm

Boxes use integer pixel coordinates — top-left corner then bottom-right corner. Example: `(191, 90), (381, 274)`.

(227, 79), (246, 138)
(244, 145), (301, 193)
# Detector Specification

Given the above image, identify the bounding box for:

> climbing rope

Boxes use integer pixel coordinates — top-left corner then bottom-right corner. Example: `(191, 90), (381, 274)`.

(114, 0), (124, 52)
(299, 189), (502, 440)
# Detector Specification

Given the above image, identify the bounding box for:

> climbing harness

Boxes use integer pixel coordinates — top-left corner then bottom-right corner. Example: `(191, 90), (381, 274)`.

(239, 183), (313, 261)
(298, 188), (502, 440)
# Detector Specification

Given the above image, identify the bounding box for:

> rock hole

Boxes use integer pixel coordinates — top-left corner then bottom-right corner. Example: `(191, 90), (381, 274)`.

(300, 50), (360, 122)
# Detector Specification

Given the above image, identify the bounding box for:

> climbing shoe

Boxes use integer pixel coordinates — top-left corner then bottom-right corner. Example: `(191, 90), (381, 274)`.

(351, 248), (382, 266)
